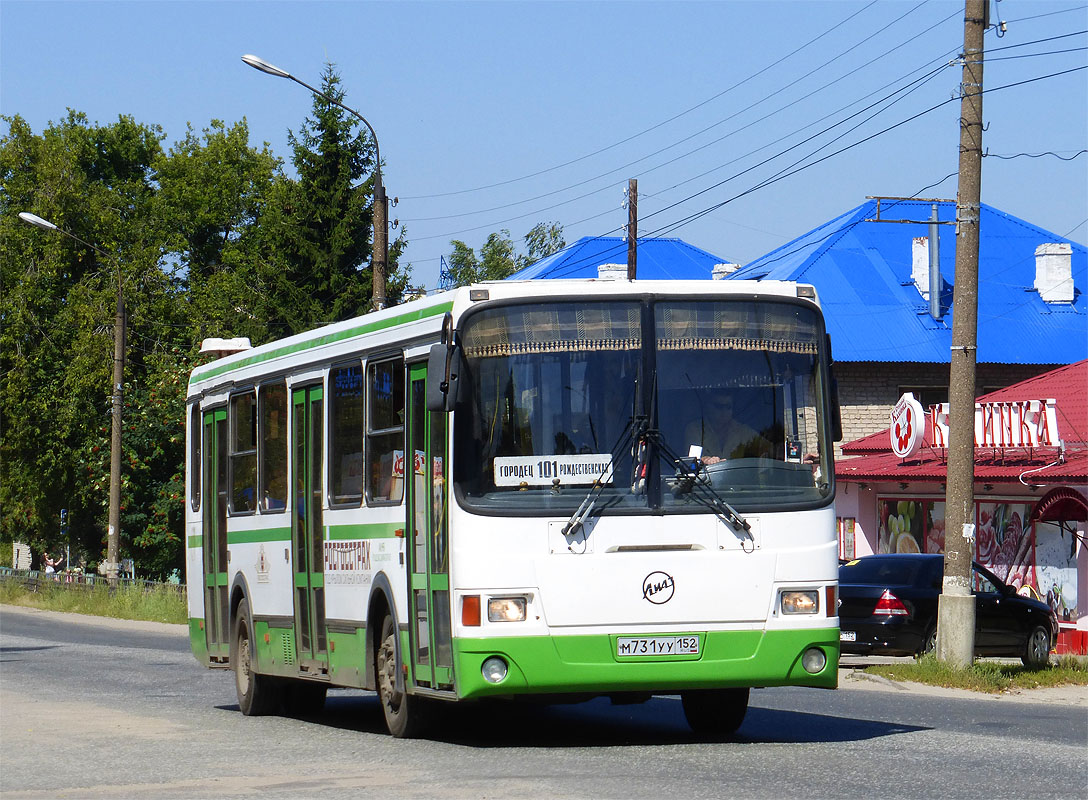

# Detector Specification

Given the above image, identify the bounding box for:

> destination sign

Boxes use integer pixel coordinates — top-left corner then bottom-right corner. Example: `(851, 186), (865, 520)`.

(494, 454), (614, 487)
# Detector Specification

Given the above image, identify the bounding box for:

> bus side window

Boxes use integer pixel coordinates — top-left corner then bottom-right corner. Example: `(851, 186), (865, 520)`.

(367, 357), (405, 504)
(259, 381), (288, 513)
(330, 363), (364, 507)
(189, 403), (201, 512)
(229, 391), (257, 514)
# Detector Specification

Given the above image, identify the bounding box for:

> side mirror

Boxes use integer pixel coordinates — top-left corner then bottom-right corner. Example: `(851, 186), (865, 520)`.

(830, 375), (843, 443)
(827, 334), (843, 442)
(426, 343), (461, 412)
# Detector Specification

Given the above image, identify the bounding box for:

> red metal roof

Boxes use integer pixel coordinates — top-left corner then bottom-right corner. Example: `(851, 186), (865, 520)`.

(836, 360), (1088, 483)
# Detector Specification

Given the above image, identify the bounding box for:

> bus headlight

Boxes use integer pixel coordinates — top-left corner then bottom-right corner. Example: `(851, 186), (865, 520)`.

(781, 590), (819, 614)
(482, 656), (508, 683)
(488, 597), (527, 622)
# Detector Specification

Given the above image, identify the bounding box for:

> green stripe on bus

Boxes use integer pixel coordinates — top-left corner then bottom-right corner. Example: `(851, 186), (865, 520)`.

(326, 522), (404, 540)
(452, 627), (840, 699)
(190, 301), (453, 384)
(188, 522), (400, 548)
(228, 528), (292, 545)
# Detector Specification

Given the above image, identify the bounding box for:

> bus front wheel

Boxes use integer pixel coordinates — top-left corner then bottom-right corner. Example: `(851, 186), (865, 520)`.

(376, 614), (429, 738)
(233, 598), (281, 716)
(681, 687), (749, 737)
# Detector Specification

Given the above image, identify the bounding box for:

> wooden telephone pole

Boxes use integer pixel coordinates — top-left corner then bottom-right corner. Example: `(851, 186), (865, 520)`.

(627, 178), (637, 280)
(937, 0), (987, 668)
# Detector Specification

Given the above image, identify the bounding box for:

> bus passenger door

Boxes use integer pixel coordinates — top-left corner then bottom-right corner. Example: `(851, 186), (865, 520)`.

(292, 385), (328, 673)
(202, 408), (230, 661)
(406, 363), (453, 691)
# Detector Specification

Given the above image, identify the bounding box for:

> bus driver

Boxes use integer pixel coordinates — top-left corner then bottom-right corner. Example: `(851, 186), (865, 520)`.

(685, 393), (769, 465)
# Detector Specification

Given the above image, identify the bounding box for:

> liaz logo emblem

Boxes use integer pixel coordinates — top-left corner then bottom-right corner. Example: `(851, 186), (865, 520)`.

(642, 571), (675, 604)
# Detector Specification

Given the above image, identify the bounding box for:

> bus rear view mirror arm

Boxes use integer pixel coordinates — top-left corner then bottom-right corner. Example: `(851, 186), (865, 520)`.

(427, 342), (461, 413)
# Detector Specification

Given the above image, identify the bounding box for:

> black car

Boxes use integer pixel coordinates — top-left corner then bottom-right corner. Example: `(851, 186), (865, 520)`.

(838, 554), (1058, 666)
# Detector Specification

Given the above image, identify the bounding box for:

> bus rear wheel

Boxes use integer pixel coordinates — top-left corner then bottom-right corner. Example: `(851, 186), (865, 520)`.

(233, 598), (281, 716)
(376, 614), (429, 738)
(681, 687), (749, 737)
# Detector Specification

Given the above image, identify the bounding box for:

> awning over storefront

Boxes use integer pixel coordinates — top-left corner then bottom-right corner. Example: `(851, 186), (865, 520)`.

(1030, 486), (1088, 523)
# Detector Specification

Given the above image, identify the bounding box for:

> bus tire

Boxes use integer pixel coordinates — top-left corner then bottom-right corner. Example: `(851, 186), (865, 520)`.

(681, 687), (749, 737)
(232, 598), (280, 716)
(376, 614), (429, 738)
(283, 679), (328, 717)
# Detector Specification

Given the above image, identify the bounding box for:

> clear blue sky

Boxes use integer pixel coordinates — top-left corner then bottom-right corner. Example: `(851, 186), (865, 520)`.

(3, 1), (1086, 291)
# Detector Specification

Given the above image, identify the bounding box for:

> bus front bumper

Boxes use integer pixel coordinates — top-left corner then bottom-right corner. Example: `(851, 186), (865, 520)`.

(452, 627), (839, 699)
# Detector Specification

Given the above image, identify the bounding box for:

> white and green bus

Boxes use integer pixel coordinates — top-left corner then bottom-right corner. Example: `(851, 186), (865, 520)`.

(185, 278), (842, 737)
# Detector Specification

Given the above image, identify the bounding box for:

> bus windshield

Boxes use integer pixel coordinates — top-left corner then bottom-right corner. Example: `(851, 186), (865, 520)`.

(453, 298), (833, 514)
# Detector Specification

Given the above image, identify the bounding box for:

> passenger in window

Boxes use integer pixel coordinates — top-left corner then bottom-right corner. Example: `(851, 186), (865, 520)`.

(686, 394), (769, 465)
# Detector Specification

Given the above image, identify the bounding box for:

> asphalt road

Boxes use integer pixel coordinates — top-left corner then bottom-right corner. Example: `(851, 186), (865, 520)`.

(1, 604), (1085, 799)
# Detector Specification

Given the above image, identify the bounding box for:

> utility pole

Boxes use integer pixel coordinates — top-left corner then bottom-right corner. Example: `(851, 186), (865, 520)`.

(627, 178), (637, 280)
(106, 268), (125, 583)
(937, 0), (986, 668)
(372, 180), (388, 310)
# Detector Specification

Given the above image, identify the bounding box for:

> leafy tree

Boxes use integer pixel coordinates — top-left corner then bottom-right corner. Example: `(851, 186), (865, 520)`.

(0, 111), (174, 572)
(260, 64), (410, 334)
(523, 221), (566, 265)
(443, 222), (565, 288)
(1, 77), (417, 578)
(154, 119), (280, 345)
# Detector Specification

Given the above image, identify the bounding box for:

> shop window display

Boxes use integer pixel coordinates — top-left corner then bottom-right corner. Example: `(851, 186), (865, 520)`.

(876, 497), (1073, 619)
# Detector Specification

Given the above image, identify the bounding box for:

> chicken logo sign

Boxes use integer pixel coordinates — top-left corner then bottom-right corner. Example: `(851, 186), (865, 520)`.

(890, 393), (925, 459)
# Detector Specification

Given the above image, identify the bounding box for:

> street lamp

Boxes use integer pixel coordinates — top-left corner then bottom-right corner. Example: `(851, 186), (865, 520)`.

(18, 212), (125, 584)
(242, 53), (388, 310)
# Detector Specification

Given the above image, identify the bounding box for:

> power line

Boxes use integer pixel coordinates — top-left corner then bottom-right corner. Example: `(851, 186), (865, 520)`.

(500, 63), (961, 282)
(411, 45), (959, 244)
(984, 149), (1087, 161)
(414, 22), (1085, 280)
(986, 45), (1088, 62)
(400, 0), (886, 201)
(404, 6), (957, 229)
(640, 64), (1087, 243)
(620, 72), (953, 248)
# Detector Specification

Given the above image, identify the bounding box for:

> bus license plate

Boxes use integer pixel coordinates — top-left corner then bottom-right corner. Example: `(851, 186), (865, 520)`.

(840, 630), (856, 642)
(616, 636), (700, 657)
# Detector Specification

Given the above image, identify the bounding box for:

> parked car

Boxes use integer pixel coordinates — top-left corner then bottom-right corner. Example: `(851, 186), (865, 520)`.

(838, 554), (1057, 666)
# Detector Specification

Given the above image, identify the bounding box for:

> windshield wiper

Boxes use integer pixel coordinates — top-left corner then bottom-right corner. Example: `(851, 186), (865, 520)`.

(656, 434), (752, 539)
(560, 416), (635, 539)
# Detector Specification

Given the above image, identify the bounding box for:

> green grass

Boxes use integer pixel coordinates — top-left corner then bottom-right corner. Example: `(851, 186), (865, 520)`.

(864, 654), (1088, 693)
(0, 579), (187, 624)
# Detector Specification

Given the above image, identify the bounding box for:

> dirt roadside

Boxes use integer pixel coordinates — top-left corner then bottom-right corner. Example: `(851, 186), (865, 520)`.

(838, 666), (1087, 705)
(3, 603), (1084, 705)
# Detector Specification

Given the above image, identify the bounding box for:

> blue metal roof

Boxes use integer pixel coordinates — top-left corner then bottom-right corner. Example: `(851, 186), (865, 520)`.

(509, 236), (733, 280)
(730, 199), (1087, 364)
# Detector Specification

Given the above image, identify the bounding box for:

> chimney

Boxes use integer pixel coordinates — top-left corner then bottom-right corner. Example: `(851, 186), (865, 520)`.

(911, 237), (932, 301)
(1034, 243), (1074, 303)
(597, 263), (628, 280)
(712, 263), (740, 280)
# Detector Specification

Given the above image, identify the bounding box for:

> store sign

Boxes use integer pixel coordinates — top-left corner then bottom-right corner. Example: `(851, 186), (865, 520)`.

(928, 399), (1061, 449)
(890, 393), (925, 458)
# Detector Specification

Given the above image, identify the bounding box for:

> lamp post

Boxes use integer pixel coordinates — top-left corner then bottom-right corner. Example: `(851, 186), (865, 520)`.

(18, 211), (124, 583)
(242, 54), (387, 311)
